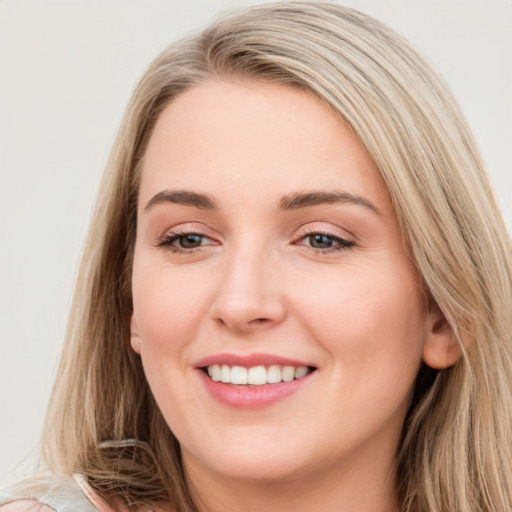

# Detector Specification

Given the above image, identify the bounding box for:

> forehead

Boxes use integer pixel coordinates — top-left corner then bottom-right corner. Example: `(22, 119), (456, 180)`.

(139, 81), (390, 212)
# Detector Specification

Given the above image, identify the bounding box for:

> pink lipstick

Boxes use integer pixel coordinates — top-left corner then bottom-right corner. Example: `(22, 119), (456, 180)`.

(195, 353), (316, 408)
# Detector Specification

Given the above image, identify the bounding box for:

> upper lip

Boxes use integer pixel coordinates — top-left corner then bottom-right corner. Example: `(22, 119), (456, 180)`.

(194, 352), (316, 369)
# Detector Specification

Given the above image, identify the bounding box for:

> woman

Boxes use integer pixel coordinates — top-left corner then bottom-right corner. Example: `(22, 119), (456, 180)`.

(1, 2), (511, 511)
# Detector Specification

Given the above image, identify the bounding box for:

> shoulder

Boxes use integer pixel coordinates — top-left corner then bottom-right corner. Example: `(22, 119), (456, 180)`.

(0, 473), (98, 511)
(0, 500), (54, 511)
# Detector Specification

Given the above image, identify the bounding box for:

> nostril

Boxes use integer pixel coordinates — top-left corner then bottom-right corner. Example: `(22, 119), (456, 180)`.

(250, 318), (271, 325)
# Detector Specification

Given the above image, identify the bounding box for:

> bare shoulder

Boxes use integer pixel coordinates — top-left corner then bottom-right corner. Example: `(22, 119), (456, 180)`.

(0, 500), (54, 511)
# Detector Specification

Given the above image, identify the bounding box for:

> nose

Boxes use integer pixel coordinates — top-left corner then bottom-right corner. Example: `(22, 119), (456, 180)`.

(209, 244), (287, 334)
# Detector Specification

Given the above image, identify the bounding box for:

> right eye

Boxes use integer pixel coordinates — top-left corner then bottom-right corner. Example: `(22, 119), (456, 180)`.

(171, 233), (206, 248)
(157, 231), (217, 253)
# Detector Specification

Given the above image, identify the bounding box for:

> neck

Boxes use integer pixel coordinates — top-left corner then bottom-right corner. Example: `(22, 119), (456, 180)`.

(183, 446), (401, 512)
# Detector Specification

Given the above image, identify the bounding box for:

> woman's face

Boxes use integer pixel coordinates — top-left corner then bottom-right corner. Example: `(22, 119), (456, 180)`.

(131, 81), (449, 487)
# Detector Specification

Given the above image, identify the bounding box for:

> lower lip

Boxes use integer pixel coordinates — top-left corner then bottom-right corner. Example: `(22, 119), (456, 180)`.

(197, 370), (314, 409)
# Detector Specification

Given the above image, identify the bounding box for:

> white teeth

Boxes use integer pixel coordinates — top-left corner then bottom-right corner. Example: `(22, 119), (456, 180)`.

(248, 365), (267, 385)
(208, 364), (221, 381)
(267, 365), (282, 384)
(282, 366), (295, 382)
(221, 364), (231, 383)
(206, 364), (311, 385)
(230, 366), (248, 385)
(295, 366), (308, 379)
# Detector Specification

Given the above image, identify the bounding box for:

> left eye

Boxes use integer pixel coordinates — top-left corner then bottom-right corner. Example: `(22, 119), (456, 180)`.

(299, 233), (353, 250)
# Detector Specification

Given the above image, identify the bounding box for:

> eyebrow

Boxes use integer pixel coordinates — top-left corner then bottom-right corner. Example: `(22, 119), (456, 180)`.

(144, 188), (380, 216)
(278, 190), (381, 216)
(145, 190), (217, 211)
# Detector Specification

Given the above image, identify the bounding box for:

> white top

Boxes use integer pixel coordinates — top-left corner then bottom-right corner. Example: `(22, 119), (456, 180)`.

(0, 473), (118, 512)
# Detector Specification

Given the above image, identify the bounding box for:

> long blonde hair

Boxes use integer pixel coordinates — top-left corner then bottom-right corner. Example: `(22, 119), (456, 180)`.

(41, 2), (512, 511)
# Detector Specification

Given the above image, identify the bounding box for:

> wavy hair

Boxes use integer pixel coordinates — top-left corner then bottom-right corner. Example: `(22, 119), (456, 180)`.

(39, 2), (512, 511)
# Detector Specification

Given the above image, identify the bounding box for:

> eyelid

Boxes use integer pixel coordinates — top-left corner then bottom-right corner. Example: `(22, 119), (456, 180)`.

(155, 223), (220, 250)
(153, 222), (356, 253)
(159, 222), (214, 238)
(292, 223), (357, 254)
(295, 223), (356, 242)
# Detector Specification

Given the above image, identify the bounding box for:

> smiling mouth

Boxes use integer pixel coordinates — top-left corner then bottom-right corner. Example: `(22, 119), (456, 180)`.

(203, 364), (316, 386)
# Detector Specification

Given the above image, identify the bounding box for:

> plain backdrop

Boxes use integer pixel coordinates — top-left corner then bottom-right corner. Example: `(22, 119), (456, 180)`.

(1, 0), (511, 485)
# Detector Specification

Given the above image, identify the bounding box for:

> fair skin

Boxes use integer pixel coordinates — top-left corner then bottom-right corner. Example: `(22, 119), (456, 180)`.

(130, 81), (459, 512)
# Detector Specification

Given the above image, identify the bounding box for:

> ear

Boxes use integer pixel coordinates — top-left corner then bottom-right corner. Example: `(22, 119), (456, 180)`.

(422, 306), (461, 370)
(130, 313), (142, 355)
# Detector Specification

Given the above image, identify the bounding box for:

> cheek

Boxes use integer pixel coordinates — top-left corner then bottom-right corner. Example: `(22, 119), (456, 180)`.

(298, 266), (426, 436)
(130, 261), (213, 425)
(290, 261), (426, 372)
(131, 260), (212, 354)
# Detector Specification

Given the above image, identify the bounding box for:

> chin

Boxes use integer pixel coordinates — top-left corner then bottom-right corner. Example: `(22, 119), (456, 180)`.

(182, 432), (315, 484)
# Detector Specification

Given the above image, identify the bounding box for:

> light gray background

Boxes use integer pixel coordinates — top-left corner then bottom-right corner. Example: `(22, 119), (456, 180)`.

(1, 0), (511, 485)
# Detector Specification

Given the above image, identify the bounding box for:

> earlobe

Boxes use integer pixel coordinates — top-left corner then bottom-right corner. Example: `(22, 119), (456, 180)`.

(422, 308), (462, 370)
(130, 313), (142, 355)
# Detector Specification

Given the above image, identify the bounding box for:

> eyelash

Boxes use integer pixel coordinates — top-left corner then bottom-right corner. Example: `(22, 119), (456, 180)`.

(156, 229), (355, 255)
(295, 229), (355, 254)
(156, 230), (214, 254)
